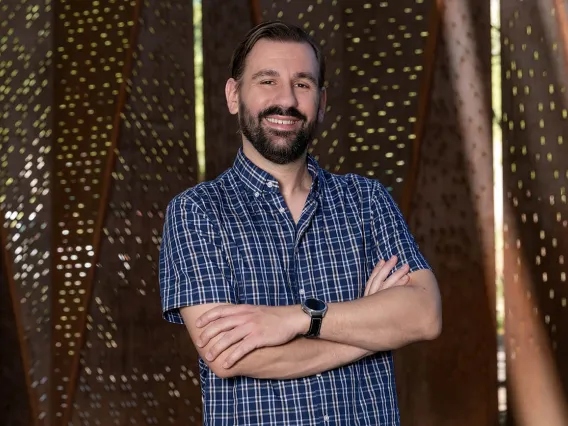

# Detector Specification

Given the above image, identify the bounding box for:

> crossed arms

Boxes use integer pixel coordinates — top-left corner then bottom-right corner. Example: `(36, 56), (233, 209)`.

(180, 256), (442, 379)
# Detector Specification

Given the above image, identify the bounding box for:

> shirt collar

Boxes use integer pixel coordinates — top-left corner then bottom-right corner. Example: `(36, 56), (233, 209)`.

(232, 148), (322, 197)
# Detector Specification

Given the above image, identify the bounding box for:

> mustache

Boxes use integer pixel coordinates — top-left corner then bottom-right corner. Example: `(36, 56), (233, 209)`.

(259, 106), (306, 121)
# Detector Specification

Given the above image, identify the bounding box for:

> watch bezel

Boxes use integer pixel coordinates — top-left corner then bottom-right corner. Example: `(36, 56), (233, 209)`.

(302, 297), (328, 318)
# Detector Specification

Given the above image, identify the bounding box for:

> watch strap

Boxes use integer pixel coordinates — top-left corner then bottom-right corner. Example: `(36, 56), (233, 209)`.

(305, 316), (323, 338)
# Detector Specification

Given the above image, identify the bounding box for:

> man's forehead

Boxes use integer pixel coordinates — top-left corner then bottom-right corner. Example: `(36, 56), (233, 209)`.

(245, 40), (318, 73)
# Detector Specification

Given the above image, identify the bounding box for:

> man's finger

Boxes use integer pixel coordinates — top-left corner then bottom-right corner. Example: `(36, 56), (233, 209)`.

(198, 316), (243, 347)
(374, 255), (398, 285)
(368, 259), (386, 283)
(206, 325), (250, 362)
(365, 259), (387, 296)
(223, 338), (258, 369)
(382, 264), (410, 289)
(196, 304), (245, 328)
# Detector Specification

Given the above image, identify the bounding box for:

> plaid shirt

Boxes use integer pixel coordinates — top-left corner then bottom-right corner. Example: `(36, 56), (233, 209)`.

(159, 148), (430, 425)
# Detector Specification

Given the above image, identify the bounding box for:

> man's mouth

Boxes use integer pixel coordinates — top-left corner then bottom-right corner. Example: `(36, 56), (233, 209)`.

(265, 117), (298, 125)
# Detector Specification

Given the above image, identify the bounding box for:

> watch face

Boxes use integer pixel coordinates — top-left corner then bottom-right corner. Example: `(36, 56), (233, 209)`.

(305, 298), (326, 311)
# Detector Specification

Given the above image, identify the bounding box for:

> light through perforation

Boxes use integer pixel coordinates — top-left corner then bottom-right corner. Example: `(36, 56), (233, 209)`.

(70, 0), (201, 424)
(501, 0), (568, 384)
(261, 0), (432, 199)
(51, 0), (136, 422)
(0, 0), (53, 421)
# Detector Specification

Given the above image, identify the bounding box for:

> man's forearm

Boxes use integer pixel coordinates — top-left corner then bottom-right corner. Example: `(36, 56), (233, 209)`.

(214, 337), (371, 379)
(193, 270), (441, 375)
(318, 270), (442, 352)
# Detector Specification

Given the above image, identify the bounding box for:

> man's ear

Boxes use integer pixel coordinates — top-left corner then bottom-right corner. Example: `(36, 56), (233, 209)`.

(318, 87), (327, 123)
(225, 78), (239, 115)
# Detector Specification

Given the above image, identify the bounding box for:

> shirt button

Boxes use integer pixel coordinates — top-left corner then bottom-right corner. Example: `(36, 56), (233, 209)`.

(266, 182), (273, 188)
(299, 289), (305, 295)
(279, 207), (285, 213)
(254, 192), (259, 197)
(316, 373), (321, 378)
(324, 415), (329, 422)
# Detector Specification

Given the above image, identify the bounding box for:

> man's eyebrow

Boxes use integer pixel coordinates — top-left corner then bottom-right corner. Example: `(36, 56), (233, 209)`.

(251, 69), (318, 86)
(251, 69), (279, 80)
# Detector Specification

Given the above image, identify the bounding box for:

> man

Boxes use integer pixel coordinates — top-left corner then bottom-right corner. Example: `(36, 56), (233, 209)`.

(159, 21), (442, 425)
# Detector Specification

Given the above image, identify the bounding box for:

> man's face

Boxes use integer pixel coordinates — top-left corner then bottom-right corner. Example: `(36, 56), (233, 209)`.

(227, 39), (326, 165)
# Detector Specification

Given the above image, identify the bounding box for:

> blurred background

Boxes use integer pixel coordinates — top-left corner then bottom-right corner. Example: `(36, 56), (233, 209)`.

(1, 0), (567, 425)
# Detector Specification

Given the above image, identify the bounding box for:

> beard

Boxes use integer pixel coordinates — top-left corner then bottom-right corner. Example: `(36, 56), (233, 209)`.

(238, 100), (318, 165)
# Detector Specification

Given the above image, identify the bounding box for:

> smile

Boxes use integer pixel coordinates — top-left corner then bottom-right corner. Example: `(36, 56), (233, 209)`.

(265, 117), (298, 125)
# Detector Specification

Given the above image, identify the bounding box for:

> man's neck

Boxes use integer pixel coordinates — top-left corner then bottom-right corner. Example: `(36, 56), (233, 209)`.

(242, 140), (312, 197)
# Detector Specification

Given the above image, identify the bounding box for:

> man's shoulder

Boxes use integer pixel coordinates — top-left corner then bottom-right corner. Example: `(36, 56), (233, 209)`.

(320, 168), (383, 196)
(168, 169), (234, 210)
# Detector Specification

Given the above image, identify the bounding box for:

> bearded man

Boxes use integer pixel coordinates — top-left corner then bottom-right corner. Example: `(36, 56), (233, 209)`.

(159, 20), (442, 426)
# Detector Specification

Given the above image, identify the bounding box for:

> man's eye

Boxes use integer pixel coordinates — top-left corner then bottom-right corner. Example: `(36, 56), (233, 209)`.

(260, 80), (275, 85)
(295, 83), (310, 89)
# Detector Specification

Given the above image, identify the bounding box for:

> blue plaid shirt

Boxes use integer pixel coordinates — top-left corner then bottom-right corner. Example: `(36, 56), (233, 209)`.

(159, 148), (430, 425)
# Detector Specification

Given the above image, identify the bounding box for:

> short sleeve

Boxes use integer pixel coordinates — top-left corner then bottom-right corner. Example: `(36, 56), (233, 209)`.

(159, 195), (236, 324)
(371, 183), (431, 273)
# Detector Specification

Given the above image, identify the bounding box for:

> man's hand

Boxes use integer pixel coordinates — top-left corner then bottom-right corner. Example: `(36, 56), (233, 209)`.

(364, 255), (410, 296)
(195, 304), (306, 368)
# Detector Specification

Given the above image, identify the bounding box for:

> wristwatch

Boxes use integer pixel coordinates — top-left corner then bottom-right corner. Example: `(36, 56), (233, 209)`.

(301, 298), (328, 338)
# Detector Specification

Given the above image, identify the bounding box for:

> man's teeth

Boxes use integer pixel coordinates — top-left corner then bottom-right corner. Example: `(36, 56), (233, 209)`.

(266, 117), (296, 125)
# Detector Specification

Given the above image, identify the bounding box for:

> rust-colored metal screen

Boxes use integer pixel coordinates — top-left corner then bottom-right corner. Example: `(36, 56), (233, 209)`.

(202, 0), (254, 180)
(69, 0), (200, 424)
(395, 1), (498, 425)
(3, 0), (568, 424)
(501, 0), (568, 423)
(0, 253), (31, 426)
(0, 0), (53, 423)
(50, 1), (137, 423)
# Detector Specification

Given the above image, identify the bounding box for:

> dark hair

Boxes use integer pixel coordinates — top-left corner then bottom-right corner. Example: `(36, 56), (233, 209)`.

(229, 20), (326, 89)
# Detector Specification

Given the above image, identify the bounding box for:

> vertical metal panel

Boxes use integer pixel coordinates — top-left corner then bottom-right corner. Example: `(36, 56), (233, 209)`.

(501, 0), (568, 424)
(395, 0), (498, 424)
(0, 251), (31, 426)
(51, 1), (136, 423)
(259, 0), (432, 201)
(69, 0), (200, 424)
(0, 0), (53, 423)
(202, 0), (254, 180)
(400, 0), (442, 219)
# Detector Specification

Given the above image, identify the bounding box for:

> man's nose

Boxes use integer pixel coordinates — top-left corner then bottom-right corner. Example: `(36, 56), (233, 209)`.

(272, 84), (299, 110)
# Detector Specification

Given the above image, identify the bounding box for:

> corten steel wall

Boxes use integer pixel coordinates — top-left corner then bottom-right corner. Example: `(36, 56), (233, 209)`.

(0, 0), (53, 423)
(3, 0), (567, 424)
(501, 0), (568, 424)
(0, 0), (201, 425)
(67, 0), (201, 425)
(202, 0), (254, 181)
(396, 0), (498, 425)
(0, 255), (31, 426)
(50, 1), (138, 423)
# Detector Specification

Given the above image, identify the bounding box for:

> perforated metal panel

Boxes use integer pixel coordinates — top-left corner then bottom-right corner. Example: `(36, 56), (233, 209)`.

(259, 0), (432, 201)
(50, 1), (137, 423)
(0, 0), (53, 422)
(501, 0), (568, 423)
(0, 254), (31, 426)
(6, 0), (568, 424)
(395, 1), (498, 424)
(202, 0), (253, 180)
(69, 1), (200, 424)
